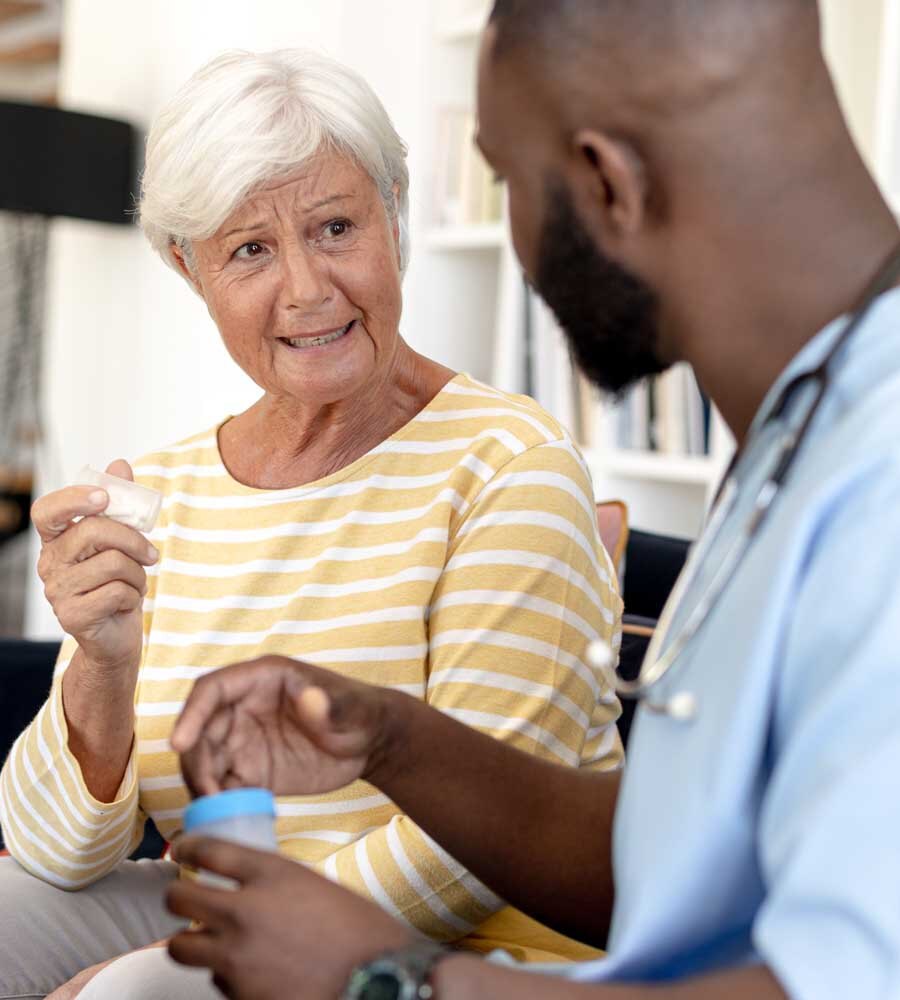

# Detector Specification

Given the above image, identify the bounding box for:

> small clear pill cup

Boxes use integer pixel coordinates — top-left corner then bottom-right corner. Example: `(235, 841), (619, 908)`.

(182, 788), (278, 889)
(75, 466), (162, 533)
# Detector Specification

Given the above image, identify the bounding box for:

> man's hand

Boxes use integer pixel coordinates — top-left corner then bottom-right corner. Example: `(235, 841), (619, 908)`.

(172, 655), (622, 947)
(171, 656), (398, 797)
(167, 836), (413, 1000)
(166, 840), (789, 1000)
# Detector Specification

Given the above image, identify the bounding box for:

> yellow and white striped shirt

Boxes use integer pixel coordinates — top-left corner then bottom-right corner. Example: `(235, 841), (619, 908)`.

(0, 374), (622, 962)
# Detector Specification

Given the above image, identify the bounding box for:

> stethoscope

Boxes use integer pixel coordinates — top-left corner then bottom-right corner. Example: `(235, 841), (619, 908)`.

(588, 243), (900, 723)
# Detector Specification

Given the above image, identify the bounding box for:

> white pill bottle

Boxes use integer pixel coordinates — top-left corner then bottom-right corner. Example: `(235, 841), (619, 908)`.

(182, 788), (278, 887)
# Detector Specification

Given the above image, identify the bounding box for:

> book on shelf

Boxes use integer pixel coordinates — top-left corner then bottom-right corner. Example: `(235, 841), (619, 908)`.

(433, 107), (504, 227)
(520, 302), (712, 460)
(606, 364), (711, 457)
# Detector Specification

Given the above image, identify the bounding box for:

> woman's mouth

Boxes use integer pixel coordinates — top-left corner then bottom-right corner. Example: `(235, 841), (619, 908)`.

(280, 320), (355, 349)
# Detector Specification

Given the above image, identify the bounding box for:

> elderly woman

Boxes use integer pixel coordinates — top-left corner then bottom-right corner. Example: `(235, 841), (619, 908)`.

(0, 50), (621, 999)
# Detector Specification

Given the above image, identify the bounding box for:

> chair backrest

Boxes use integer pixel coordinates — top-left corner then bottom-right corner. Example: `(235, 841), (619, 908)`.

(595, 499), (629, 580)
(594, 522), (691, 751)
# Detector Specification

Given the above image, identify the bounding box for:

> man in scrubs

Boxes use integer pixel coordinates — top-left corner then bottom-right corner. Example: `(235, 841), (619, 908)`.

(165, 2), (900, 998)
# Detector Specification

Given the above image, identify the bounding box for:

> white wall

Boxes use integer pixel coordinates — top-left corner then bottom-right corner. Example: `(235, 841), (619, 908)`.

(25, 0), (462, 637)
(820, 0), (887, 171)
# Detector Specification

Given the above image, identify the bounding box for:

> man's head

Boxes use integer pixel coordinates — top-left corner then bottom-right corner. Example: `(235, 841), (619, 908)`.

(477, 0), (830, 394)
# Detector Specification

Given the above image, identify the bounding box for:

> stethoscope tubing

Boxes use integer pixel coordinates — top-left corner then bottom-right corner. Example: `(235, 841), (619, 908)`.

(606, 242), (900, 719)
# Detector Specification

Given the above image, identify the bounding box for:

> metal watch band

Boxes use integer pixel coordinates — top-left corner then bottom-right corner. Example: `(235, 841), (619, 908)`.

(343, 939), (450, 999)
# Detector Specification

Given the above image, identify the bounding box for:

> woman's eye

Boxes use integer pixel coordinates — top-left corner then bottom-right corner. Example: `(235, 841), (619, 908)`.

(234, 242), (265, 259)
(325, 220), (352, 239)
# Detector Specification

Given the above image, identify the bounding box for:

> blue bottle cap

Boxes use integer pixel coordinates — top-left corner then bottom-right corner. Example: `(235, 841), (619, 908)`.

(183, 788), (276, 832)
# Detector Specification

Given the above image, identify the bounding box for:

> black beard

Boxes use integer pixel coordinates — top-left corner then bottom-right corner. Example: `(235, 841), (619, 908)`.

(534, 178), (666, 394)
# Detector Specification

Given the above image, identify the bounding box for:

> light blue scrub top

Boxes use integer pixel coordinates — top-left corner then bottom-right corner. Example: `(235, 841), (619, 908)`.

(572, 288), (900, 998)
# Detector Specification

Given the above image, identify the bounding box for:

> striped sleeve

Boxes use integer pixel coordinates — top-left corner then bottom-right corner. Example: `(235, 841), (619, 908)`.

(311, 439), (623, 939)
(0, 638), (146, 889)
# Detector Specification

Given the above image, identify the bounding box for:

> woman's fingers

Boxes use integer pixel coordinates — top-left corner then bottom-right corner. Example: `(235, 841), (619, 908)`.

(54, 580), (145, 636)
(105, 458), (133, 481)
(31, 486), (109, 543)
(58, 548), (148, 599)
(49, 515), (158, 570)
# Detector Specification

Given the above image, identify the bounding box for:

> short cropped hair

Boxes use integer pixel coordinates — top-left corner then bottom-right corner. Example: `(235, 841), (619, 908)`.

(139, 49), (411, 276)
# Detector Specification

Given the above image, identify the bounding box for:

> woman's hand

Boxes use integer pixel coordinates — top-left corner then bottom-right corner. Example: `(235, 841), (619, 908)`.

(167, 837), (412, 1000)
(171, 656), (400, 797)
(32, 459), (158, 672)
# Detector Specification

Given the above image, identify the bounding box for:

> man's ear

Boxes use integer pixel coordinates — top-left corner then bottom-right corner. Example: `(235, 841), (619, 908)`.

(571, 128), (649, 240)
(170, 243), (205, 298)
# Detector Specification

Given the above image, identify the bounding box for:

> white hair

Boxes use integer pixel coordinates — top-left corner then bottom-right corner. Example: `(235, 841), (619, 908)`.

(139, 49), (410, 276)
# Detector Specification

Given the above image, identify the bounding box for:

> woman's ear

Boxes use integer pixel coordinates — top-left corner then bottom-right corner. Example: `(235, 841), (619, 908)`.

(572, 128), (649, 241)
(390, 183), (402, 269)
(170, 243), (205, 298)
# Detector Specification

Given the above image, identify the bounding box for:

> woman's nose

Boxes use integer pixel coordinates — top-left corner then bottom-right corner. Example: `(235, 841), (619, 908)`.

(279, 244), (332, 309)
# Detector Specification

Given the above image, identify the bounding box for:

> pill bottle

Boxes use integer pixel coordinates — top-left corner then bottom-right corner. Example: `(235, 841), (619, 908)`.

(182, 788), (278, 888)
(76, 466), (162, 533)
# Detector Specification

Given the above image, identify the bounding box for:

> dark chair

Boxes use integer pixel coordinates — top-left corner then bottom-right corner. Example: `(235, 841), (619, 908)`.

(0, 638), (165, 858)
(615, 530), (691, 748)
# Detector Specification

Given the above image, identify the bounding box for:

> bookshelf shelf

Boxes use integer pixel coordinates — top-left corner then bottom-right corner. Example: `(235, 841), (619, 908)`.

(585, 448), (719, 487)
(426, 222), (506, 250)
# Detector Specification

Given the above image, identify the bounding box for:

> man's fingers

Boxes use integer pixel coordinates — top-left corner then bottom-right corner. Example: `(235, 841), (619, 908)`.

(168, 926), (224, 971)
(31, 487), (109, 543)
(171, 835), (274, 884)
(171, 675), (235, 753)
(294, 685), (377, 757)
(179, 736), (225, 798)
(166, 877), (236, 929)
(172, 659), (287, 752)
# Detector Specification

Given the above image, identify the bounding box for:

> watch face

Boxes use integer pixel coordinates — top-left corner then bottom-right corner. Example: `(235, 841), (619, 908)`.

(359, 971), (403, 1000)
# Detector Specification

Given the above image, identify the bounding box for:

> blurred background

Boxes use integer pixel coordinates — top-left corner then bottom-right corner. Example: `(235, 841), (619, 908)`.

(1, 0), (898, 639)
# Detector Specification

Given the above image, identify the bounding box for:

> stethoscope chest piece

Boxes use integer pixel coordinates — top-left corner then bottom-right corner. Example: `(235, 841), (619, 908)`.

(643, 690), (698, 723)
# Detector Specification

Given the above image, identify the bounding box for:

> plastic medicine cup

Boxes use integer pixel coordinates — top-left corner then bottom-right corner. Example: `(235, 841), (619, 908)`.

(182, 788), (278, 889)
(75, 466), (162, 534)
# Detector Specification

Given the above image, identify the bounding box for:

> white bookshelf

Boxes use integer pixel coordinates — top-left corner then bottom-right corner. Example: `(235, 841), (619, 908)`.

(425, 0), (731, 538)
(422, 0), (899, 538)
(588, 449), (721, 488)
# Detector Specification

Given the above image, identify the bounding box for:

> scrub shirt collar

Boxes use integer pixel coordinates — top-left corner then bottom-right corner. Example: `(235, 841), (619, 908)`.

(744, 285), (900, 442)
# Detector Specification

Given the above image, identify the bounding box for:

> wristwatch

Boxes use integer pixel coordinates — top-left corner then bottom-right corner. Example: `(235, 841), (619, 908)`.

(343, 940), (450, 1000)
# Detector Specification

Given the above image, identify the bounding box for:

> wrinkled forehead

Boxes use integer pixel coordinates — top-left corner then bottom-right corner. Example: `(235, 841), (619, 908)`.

(213, 154), (376, 234)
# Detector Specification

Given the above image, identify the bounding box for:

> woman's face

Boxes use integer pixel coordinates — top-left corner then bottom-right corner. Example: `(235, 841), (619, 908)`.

(183, 152), (403, 408)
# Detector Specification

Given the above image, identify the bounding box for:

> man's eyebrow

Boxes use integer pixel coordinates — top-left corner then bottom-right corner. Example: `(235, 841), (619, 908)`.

(219, 194), (354, 240)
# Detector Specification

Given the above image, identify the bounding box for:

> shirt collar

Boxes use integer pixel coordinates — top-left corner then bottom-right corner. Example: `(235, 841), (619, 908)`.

(745, 285), (900, 440)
